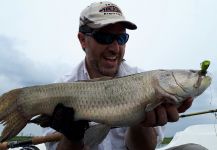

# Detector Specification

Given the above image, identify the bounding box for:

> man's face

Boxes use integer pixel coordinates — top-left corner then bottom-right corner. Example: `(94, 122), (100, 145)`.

(83, 23), (126, 78)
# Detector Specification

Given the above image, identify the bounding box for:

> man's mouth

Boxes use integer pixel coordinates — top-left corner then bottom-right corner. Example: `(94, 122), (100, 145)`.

(102, 55), (118, 67)
(104, 56), (117, 61)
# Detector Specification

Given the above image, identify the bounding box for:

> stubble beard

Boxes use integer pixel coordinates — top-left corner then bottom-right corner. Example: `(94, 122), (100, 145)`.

(93, 61), (120, 77)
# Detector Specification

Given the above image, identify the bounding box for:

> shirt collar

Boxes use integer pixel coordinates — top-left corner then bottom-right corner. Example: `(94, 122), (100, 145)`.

(82, 60), (91, 80)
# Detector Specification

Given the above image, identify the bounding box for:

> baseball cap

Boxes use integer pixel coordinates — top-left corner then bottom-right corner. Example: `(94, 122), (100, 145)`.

(79, 1), (137, 31)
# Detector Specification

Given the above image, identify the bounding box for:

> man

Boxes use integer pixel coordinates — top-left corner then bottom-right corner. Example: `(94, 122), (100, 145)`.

(44, 1), (207, 150)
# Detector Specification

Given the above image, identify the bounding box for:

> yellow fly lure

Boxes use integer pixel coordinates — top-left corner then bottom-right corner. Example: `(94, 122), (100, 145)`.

(199, 60), (210, 75)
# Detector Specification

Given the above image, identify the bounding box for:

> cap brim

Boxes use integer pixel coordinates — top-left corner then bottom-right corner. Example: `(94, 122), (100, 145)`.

(118, 21), (137, 30)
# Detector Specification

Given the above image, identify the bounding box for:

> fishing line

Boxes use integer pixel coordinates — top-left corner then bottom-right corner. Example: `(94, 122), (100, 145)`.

(213, 112), (217, 137)
(207, 71), (213, 104)
(208, 82), (213, 105)
(207, 73), (217, 136)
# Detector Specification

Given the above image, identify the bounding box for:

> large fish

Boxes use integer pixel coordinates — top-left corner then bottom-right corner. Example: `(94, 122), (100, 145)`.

(0, 69), (211, 147)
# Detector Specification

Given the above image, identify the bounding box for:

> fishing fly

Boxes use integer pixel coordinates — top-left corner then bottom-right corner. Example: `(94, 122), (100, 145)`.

(199, 60), (210, 76)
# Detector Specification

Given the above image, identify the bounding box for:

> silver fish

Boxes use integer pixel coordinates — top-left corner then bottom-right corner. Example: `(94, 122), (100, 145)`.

(0, 70), (211, 147)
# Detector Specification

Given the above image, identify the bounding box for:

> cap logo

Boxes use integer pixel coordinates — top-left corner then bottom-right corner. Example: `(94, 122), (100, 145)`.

(99, 5), (122, 15)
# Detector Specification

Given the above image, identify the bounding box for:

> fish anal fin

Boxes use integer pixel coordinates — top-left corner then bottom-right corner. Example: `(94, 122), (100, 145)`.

(84, 124), (111, 149)
(30, 115), (52, 127)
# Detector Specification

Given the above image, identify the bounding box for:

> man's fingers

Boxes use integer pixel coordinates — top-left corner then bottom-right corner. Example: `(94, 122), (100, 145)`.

(140, 97), (193, 127)
(155, 105), (168, 126)
(141, 105), (168, 127)
(178, 97), (193, 113)
(164, 104), (179, 122)
(141, 110), (156, 127)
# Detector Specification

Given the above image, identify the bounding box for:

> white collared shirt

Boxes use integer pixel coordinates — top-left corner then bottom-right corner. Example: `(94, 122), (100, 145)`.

(43, 60), (165, 150)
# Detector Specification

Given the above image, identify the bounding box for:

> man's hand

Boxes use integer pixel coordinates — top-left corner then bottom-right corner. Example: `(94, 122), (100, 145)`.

(125, 97), (193, 150)
(32, 103), (89, 142)
(50, 104), (89, 142)
(141, 97), (193, 127)
(178, 98), (193, 113)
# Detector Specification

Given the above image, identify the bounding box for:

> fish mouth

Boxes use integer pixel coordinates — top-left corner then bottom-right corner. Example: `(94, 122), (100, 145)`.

(193, 72), (212, 88)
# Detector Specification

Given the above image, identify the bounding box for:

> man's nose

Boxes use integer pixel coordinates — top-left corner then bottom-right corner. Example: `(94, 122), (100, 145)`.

(108, 40), (120, 53)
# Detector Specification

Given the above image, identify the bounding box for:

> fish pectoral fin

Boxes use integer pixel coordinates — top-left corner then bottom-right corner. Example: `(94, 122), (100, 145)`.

(30, 114), (52, 127)
(145, 102), (163, 112)
(84, 124), (111, 148)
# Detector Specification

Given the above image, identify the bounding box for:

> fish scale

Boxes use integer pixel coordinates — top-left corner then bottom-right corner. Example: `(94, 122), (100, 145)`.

(0, 70), (211, 145)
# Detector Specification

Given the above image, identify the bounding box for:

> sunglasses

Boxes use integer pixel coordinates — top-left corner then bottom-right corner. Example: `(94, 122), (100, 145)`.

(85, 31), (129, 45)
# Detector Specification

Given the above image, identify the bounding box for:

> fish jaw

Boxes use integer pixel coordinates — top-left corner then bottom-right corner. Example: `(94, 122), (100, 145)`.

(193, 75), (212, 96)
(155, 70), (212, 103)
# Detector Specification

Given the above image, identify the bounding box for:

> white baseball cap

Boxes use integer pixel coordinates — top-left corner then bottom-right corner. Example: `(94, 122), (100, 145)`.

(79, 1), (137, 30)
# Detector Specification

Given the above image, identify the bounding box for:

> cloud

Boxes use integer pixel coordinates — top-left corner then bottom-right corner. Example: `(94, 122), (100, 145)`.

(0, 35), (75, 136)
(0, 35), (68, 94)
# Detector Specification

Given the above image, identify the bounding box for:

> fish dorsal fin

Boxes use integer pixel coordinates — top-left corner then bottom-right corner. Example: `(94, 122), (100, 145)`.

(77, 76), (114, 82)
(90, 76), (114, 81)
(84, 124), (111, 148)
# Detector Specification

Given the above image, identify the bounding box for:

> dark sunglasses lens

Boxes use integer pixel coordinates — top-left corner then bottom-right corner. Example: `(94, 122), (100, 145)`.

(92, 32), (129, 45)
(117, 33), (129, 45)
(93, 32), (113, 44)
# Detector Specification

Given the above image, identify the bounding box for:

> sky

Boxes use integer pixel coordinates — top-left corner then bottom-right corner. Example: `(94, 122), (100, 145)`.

(0, 0), (217, 137)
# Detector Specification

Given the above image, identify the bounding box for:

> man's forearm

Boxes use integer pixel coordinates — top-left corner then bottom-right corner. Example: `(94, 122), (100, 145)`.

(57, 136), (84, 150)
(125, 125), (157, 150)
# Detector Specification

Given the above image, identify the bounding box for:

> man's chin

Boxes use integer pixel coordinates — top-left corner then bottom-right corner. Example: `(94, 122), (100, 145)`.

(100, 68), (118, 77)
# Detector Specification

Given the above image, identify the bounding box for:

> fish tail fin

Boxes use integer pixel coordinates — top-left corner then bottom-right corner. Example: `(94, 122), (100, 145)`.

(0, 89), (21, 118)
(0, 111), (28, 142)
(0, 89), (28, 142)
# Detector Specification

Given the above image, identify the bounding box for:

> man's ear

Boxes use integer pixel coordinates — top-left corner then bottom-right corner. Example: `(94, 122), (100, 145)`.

(78, 32), (86, 51)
